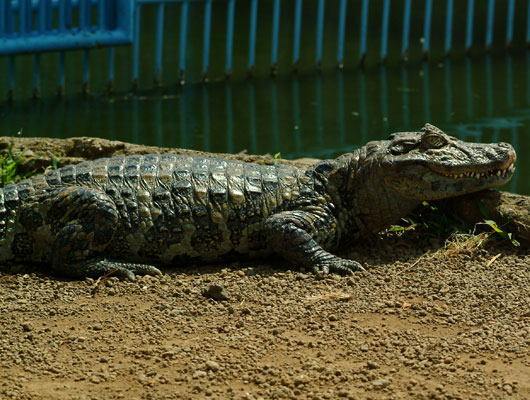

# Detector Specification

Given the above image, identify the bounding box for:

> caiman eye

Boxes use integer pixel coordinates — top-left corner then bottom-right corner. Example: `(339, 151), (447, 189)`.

(421, 133), (448, 149)
(389, 141), (416, 155)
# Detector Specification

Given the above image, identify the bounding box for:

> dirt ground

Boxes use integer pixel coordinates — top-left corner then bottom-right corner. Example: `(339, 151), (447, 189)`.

(0, 235), (528, 400)
(0, 137), (528, 400)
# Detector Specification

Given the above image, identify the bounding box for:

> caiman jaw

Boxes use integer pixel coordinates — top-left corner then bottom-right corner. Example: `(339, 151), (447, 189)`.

(429, 148), (517, 181)
(380, 124), (517, 200)
(435, 163), (516, 180)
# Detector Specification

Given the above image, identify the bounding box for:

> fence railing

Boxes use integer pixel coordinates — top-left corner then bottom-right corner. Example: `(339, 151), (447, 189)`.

(0, 0), (133, 54)
(1, 0), (530, 100)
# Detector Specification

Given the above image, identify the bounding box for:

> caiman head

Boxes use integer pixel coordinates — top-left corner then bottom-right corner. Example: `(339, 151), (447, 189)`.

(320, 123), (516, 234)
(367, 123), (516, 200)
(310, 123), (517, 235)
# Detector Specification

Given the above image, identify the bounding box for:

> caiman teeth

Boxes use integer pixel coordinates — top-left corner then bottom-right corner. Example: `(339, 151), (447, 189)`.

(440, 164), (515, 179)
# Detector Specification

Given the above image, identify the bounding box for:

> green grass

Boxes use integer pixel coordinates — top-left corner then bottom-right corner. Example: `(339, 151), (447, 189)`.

(0, 144), (29, 187)
(0, 143), (65, 188)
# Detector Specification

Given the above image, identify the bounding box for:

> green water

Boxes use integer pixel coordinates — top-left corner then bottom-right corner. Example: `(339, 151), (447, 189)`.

(0, 53), (529, 194)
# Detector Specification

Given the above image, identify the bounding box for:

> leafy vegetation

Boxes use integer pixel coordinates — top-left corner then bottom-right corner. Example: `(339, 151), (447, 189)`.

(387, 200), (520, 248)
(0, 144), (29, 186)
(388, 201), (469, 239)
(482, 219), (520, 247)
(50, 152), (62, 170)
(0, 144), (62, 188)
(476, 198), (521, 247)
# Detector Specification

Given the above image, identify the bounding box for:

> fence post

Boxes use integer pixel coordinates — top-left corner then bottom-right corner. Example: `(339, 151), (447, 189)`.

(401, 0), (411, 60)
(506, 0), (515, 46)
(359, 0), (369, 65)
(527, 0), (530, 45)
(0, 0), (5, 34)
(293, 0), (303, 69)
(445, 0), (454, 55)
(202, 0), (212, 81)
(132, 2), (141, 90)
(486, 0), (495, 50)
(271, 0), (281, 75)
(315, 0), (325, 69)
(422, 0), (433, 58)
(337, 0), (347, 69)
(179, 1), (189, 84)
(466, 0), (475, 52)
(80, 0), (90, 94)
(225, 0), (236, 77)
(380, 0), (391, 62)
(154, 3), (165, 87)
(248, 0), (258, 75)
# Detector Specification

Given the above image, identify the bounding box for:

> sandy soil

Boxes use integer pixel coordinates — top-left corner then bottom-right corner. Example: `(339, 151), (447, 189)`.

(0, 136), (528, 399)
(0, 234), (528, 400)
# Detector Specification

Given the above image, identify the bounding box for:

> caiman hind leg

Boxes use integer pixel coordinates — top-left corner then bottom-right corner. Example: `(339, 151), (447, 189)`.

(263, 210), (365, 274)
(49, 186), (161, 280)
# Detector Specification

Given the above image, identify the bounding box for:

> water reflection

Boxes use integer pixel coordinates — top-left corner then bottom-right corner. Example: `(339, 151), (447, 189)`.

(400, 67), (410, 127)
(1, 54), (529, 194)
(444, 59), (453, 123)
(202, 85), (210, 152)
(292, 78), (302, 154)
(270, 81), (279, 153)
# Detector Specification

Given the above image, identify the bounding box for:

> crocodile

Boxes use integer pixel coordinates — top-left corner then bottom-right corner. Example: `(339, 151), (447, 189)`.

(0, 124), (516, 279)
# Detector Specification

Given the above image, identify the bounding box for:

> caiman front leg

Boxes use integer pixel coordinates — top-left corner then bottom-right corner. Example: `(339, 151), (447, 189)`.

(263, 210), (365, 274)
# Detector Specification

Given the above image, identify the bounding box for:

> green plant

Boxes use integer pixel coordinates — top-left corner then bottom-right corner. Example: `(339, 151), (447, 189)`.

(387, 201), (469, 240)
(482, 219), (520, 247)
(0, 144), (27, 186)
(475, 199), (520, 247)
(387, 217), (418, 233)
(51, 157), (60, 170)
(387, 200), (521, 249)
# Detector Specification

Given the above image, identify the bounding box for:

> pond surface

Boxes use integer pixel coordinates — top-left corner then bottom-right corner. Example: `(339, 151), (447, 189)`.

(0, 53), (529, 195)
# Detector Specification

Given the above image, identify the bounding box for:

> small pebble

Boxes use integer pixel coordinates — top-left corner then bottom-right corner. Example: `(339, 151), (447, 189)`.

(202, 284), (229, 301)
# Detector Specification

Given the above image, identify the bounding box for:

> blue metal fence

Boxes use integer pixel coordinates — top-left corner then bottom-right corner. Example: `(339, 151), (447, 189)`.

(0, 0), (133, 54)
(2, 0), (530, 100)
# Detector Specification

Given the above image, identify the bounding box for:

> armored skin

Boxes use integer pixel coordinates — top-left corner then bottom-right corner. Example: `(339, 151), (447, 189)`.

(0, 124), (516, 279)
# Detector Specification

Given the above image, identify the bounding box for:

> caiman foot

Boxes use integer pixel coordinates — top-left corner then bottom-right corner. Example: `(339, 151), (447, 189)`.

(310, 259), (365, 275)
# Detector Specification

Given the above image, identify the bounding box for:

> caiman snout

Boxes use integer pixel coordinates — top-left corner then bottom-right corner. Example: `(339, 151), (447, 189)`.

(487, 142), (517, 170)
(498, 142), (517, 166)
